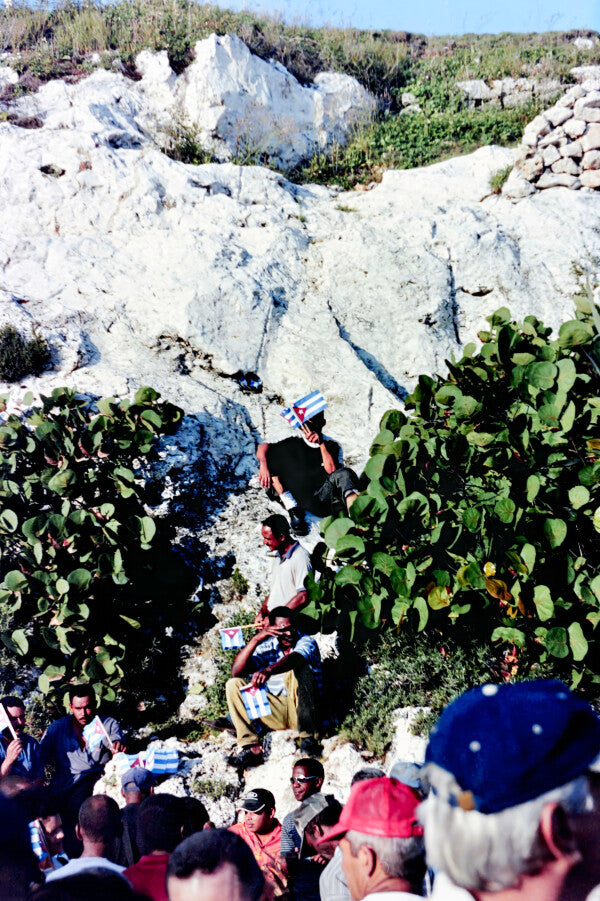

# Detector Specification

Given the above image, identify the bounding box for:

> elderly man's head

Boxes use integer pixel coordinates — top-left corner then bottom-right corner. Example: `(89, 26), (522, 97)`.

(321, 777), (425, 900)
(419, 680), (600, 899)
(167, 829), (264, 901)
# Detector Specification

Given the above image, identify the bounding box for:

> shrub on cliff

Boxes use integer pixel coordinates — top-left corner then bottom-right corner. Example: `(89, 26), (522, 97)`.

(0, 325), (51, 382)
(306, 296), (600, 692)
(0, 385), (193, 705)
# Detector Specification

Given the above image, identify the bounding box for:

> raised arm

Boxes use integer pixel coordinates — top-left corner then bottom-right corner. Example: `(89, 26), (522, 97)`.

(231, 628), (272, 677)
(256, 442), (272, 488)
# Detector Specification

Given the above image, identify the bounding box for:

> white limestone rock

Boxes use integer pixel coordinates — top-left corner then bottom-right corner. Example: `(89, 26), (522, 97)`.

(544, 106), (573, 127)
(571, 65), (600, 82)
(0, 65), (17, 89)
(561, 141), (583, 158)
(582, 149), (600, 169)
(551, 157), (580, 176)
(502, 168), (536, 199)
(581, 169), (600, 188)
(537, 172), (580, 189)
(582, 124), (600, 152)
(455, 79), (493, 102)
(542, 144), (561, 167)
(564, 118), (587, 139)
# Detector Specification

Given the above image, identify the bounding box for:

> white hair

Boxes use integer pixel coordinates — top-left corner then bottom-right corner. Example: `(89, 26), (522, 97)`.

(418, 763), (595, 892)
(345, 830), (425, 883)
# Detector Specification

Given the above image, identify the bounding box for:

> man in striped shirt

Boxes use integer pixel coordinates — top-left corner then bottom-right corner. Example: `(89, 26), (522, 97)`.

(226, 608), (322, 770)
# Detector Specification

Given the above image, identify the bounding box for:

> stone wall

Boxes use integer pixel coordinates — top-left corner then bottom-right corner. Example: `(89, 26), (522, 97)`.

(504, 79), (600, 198)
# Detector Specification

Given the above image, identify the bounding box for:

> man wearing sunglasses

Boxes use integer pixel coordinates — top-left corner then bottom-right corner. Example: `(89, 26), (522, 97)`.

(280, 758), (325, 864)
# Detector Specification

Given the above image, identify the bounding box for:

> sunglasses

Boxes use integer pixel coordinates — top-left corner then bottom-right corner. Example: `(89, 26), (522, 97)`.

(290, 775), (317, 784)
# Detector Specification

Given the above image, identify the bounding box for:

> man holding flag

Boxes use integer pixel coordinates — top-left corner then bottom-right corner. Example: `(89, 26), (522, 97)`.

(0, 695), (43, 784)
(40, 684), (125, 856)
(226, 607), (322, 769)
(256, 392), (360, 536)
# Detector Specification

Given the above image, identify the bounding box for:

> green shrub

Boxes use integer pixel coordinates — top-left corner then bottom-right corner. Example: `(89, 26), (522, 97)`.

(306, 296), (600, 695)
(341, 630), (494, 754)
(0, 385), (194, 705)
(202, 609), (256, 720)
(0, 325), (51, 382)
(231, 567), (249, 597)
(489, 164), (513, 194)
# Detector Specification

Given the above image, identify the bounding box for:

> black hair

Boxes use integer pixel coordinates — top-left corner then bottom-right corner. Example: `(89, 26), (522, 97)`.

(167, 828), (264, 901)
(78, 795), (122, 844)
(68, 684), (95, 704)
(35, 869), (143, 901)
(351, 767), (386, 786)
(267, 606), (296, 628)
(0, 695), (24, 710)
(138, 794), (184, 855)
(304, 411), (325, 431)
(294, 757), (325, 781)
(178, 796), (210, 838)
(261, 514), (290, 539)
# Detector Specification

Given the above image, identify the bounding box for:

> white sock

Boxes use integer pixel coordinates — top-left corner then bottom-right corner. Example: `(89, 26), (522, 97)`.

(280, 491), (297, 511)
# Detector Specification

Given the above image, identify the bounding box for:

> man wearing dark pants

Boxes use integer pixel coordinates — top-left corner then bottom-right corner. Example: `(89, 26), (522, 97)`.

(226, 608), (321, 769)
(40, 684), (125, 856)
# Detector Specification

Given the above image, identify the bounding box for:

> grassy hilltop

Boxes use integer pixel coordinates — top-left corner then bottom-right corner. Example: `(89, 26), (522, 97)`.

(1, 0), (599, 185)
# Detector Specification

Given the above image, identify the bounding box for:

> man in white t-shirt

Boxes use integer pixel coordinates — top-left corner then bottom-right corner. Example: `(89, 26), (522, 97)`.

(254, 514), (312, 627)
(45, 795), (127, 883)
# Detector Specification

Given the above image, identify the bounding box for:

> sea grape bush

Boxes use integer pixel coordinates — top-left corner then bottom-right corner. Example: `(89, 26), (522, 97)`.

(307, 297), (600, 688)
(0, 385), (186, 702)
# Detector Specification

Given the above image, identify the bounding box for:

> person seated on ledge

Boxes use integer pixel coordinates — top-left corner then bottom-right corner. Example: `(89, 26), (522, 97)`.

(254, 514), (312, 627)
(226, 607), (322, 770)
(229, 788), (286, 896)
(257, 411), (360, 536)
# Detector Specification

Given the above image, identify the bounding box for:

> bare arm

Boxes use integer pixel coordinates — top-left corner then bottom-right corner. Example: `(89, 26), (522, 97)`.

(250, 652), (307, 687)
(257, 442), (271, 488)
(231, 628), (272, 677)
(303, 430), (338, 475)
(286, 589), (308, 612)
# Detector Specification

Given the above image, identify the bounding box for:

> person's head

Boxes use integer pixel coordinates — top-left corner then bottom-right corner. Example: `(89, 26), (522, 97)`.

(304, 412), (326, 434)
(0, 696), (26, 735)
(351, 767), (386, 786)
(68, 685), (96, 727)
(179, 797), (211, 838)
(76, 795), (122, 851)
(419, 680), (600, 898)
(237, 789), (276, 835)
(34, 869), (140, 901)
(261, 514), (292, 554)
(321, 777), (425, 900)
(303, 798), (343, 861)
(291, 757), (324, 803)
(138, 794), (185, 856)
(267, 607), (297, 650)
(38, 793), (66, 856)
(167, 828), (265, 901)
(121, 767), (155, 805)
(0, 794), (42, 900)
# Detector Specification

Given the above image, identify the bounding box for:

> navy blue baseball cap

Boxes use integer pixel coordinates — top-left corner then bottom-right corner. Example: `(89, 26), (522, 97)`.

(425, 680), (600, 814)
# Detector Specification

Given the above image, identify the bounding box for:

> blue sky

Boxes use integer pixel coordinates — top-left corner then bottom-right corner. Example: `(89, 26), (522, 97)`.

(210, 0), (600, 35)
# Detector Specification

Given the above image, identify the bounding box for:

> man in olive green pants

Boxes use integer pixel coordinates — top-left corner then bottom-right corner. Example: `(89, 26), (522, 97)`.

(226, 608), (322, 770)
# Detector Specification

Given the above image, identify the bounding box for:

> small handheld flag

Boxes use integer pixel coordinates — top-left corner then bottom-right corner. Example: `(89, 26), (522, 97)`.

(241, 685), (272, 721)
(83, 716), (109, 752)
(220, 627), (245, 650)
(29, 821), (49, 864)
(282, 391), (327, 429)
(0, 703), (17, 741)
(144, 746), (179, 775)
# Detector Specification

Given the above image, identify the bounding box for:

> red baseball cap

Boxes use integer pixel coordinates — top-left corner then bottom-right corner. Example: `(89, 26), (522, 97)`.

(320, 777), (424, 842)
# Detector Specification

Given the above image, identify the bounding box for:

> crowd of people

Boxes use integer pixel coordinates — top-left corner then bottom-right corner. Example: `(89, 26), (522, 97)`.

(2, 679), (600, 901)
(3, 411), (600, 899)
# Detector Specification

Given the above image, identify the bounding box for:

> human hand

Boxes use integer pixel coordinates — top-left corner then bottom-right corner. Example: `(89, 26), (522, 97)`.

(254, 612), (268, 629)
(303, 430), (321, 445)
(250, 670), (268, 688)
(5, 737), (22, 766)
(259, 463), (272, 488)
(111, 740), (126, 754)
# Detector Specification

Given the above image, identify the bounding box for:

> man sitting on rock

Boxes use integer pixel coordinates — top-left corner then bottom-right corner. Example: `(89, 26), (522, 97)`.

(40, 684), (126, 856)
(226, 607), (322, 769)
(229, 788), (286, 896)
(257, 411), (360, 536)
(281, 758), (325, 864)
(255, 514), (312, 627)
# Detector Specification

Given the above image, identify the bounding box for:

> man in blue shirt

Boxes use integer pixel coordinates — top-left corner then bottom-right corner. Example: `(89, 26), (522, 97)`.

(40, 684), (125, 856)
(226, 607), (322, 769)
(0, 695), (43, 784)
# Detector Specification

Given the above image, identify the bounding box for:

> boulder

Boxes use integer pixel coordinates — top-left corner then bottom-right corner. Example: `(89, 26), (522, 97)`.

(561, 141), (582, 158)
(563, 118), (587, 139)
(542, 145), (561, 167)
(544, 106), (573, 127)
(537, 172), (580, 189)
(551, 157), (580, 176)
(455, 79), (493, 102)
(571, 65), (600, 83)
(582, 149), (600, 169)
(581, 124), (600, 152)
(502, 168), (536, 199)
(515, 152), (544, 179)
(580, 169), (600, 188)
(0, 66), (18, 89)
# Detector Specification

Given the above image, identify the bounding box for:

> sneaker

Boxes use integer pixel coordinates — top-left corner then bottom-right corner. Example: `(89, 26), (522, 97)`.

(299, 736), (322, 756)
(228, 746), (264, 769)
(202, 717), (236, 735)
(289, 507), (309, 537)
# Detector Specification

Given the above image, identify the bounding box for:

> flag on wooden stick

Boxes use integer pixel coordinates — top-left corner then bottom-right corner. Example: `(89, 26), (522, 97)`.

(282, 391), (327, 429)
(220, 627), (246, 650)
(241, 685), (272, 720)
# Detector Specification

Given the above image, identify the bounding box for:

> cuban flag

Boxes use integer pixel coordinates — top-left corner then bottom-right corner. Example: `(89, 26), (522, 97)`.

(83, 716), (106, 751)
(282, 390), (327, 429)
(145, 746), (179, 774)
(241, 685), (272, 721)
(29, 821), (48, 863)
(220, 627), (245, 650)
(115, 752), (144, 777)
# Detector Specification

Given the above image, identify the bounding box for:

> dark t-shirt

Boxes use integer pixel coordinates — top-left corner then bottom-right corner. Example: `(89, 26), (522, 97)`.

(115, 803), (142, 867)
(266, 437), (341, 514)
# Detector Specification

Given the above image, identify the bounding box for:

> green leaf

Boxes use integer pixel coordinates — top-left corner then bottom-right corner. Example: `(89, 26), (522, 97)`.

(545, 626), (569, 658)
(334, 566), (362, 587)
(11, 629), (29, 654)
(47, 470), (76, 492)
(462, 508), (481, 532)
(56, 578), (70, 596)
(335, 534), (365, 555)
(0, 509), (18, 532)
(323, 517), (353, 547)
(544, 518), (567, 548)
(533, 585), (554, 621)
(557, 319), (594, 348)
(413, 596), (429, 631)
(521, 543), (536, 572)
(556, 358), (577, 393)
(136, 515), (156, 544)
(427, 585), (450, 610)
(372, 553), (399, 576)
(4, 570), (27, 592)
(67, 568), (93, 590)
(38, 673), (50, 694)
(528, 361), (557, 389)
(560, 401), (576, 433)
(569, 486), (590, 509)
(494, 498), (515, 523)
(466, 431), (495, 447)
(134, 386), (159, 404)
(526, 474), (541, 502)
(491, 627), (526, 647)
(594, 507), (600, 534)
(141, 409), (162, 429)
(568, 622), (588, 661)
